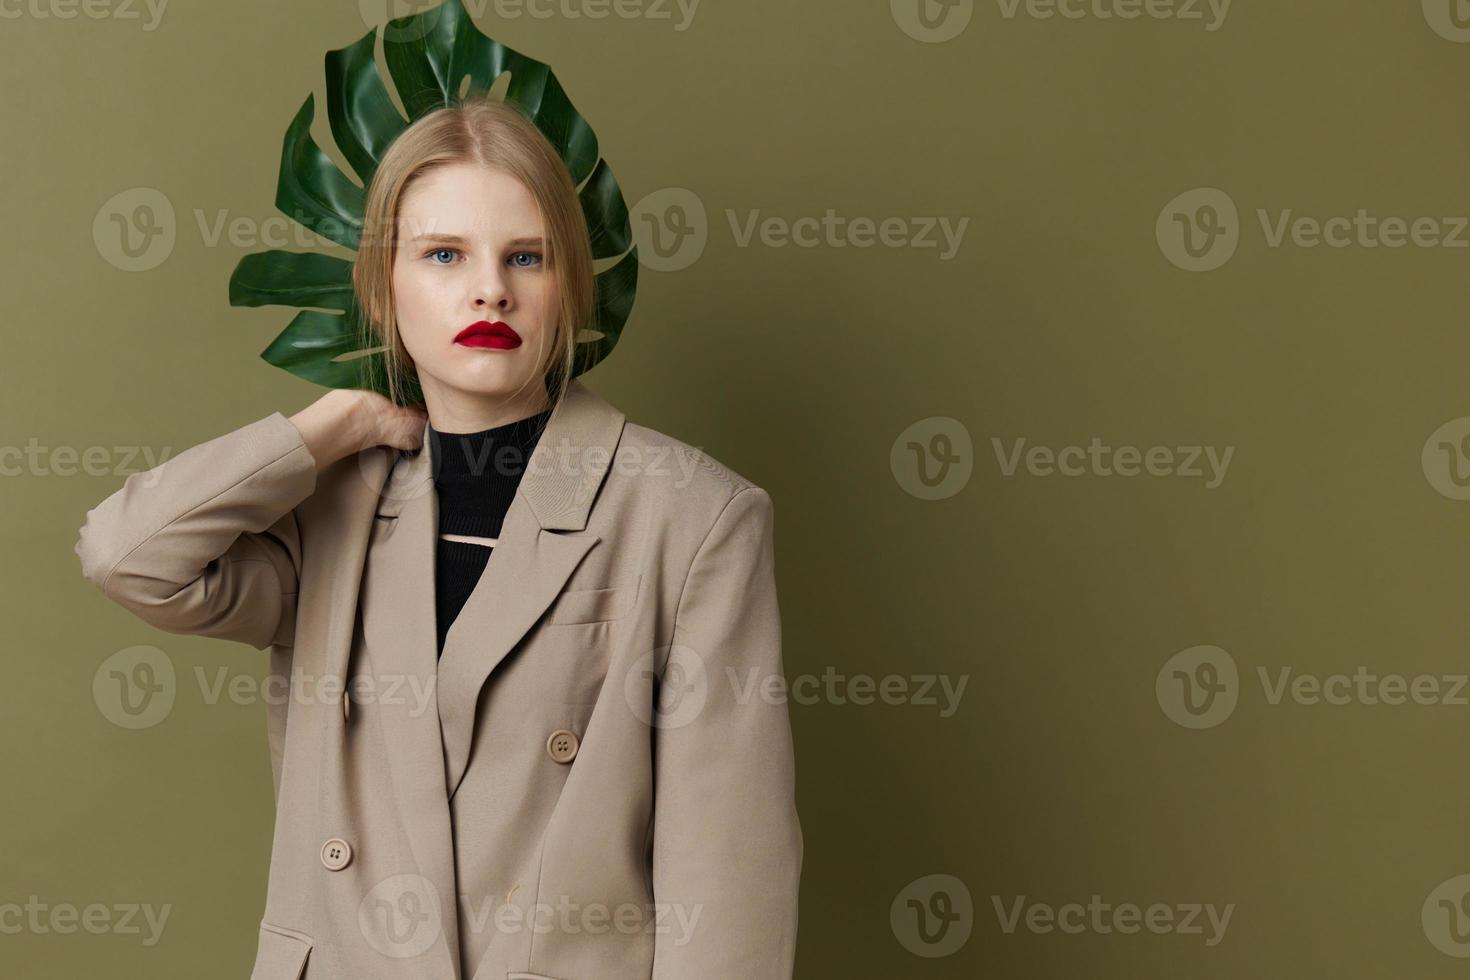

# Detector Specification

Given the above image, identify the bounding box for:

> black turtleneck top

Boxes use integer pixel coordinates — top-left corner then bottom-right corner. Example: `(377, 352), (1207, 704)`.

(429, 406), (553, 656)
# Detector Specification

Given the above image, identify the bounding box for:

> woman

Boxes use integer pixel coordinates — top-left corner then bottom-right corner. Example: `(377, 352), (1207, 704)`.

(75, 97), (802, 980)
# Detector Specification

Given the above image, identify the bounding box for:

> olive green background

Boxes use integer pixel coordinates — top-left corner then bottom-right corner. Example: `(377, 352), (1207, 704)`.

(6, 0), (1470, 976)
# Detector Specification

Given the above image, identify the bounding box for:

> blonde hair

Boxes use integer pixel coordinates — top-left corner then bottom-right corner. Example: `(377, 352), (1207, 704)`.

(352, 94), (595, 409)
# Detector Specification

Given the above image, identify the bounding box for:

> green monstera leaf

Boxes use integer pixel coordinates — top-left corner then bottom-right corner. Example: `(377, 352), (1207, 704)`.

(228, 0), (638, 403)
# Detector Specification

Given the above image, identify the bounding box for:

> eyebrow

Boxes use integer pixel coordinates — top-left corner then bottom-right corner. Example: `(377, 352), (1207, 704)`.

(406, 233), (545, 247)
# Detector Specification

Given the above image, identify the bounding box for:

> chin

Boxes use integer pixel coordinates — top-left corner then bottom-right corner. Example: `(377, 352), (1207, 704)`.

(443, 367), (542, 399)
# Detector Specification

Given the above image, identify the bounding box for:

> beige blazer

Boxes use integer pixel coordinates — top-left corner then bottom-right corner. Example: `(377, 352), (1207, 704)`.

(74, 379), (802, 980)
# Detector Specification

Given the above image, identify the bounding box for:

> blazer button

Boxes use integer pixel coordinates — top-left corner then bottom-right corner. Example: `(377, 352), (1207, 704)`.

(341, 687), (351, 723)
(546, 729), (579, 764)
(320, 837), (353, 871)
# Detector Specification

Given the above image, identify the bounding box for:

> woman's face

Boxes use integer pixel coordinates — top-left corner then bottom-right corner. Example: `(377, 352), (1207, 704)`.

(391, 161), (558, 426)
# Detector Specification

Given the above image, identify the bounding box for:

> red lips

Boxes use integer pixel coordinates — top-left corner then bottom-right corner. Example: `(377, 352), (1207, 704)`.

(454, 321), (521, 350)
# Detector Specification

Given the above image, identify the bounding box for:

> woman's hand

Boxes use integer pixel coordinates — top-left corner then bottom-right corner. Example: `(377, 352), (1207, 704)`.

(289, 389), (428, 472)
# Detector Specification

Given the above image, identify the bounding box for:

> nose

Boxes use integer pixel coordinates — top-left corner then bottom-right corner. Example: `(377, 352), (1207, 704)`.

(471, 258), (512, 312)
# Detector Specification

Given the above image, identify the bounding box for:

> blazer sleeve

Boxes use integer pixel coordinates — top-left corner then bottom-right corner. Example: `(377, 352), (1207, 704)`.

(74, 411), (318, 652)
(651, 486), (803, 980)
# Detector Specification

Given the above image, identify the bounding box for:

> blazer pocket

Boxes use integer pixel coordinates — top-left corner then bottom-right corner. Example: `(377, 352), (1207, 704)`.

(543, 576), (639, 627)
(249, 921), (312, 980)
(508, 974), (565, 980)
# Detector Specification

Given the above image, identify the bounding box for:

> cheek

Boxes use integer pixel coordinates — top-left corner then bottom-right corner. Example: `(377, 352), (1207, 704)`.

(391, 267), (434, 335)
(527, 274), (560, 325)
(391, 263), (419, 316)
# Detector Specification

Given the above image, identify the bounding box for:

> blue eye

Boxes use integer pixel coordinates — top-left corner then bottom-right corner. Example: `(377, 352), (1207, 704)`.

(422, 247), (542, 267)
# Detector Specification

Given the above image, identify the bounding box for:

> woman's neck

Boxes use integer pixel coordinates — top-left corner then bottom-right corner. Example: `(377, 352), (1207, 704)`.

(429, 406), (552, 481)
(422, 386), (553, 434)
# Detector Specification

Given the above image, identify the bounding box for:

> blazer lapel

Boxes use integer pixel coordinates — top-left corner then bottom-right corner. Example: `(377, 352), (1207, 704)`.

(363, 452), (461, 978)
(300, 442), (466, 977)
(435, 379), (627, 800)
